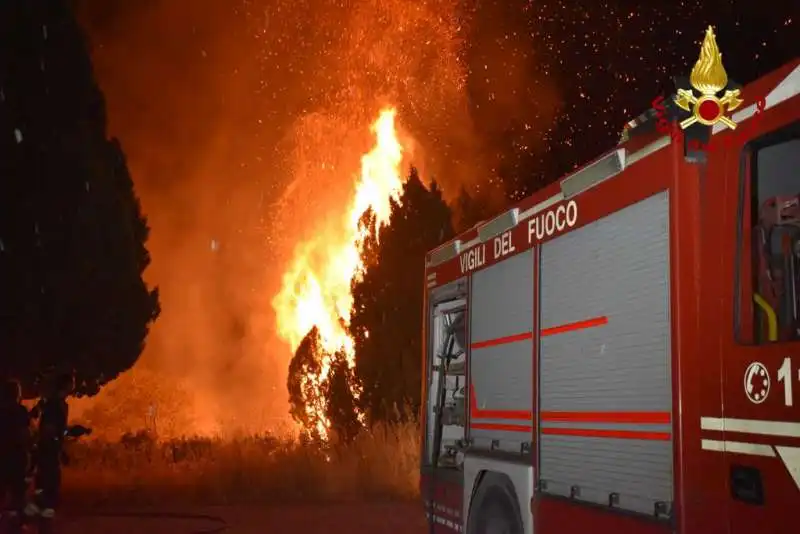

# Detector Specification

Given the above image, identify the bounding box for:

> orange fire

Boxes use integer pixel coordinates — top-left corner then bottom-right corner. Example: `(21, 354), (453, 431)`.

(272, 108), (406, 437)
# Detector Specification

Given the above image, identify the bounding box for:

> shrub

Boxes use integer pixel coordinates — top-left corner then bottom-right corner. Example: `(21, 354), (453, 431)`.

(61, 420), (420, 509)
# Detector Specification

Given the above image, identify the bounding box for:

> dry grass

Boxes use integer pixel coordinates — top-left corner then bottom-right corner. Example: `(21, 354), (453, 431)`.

(61, 420), (421, 509)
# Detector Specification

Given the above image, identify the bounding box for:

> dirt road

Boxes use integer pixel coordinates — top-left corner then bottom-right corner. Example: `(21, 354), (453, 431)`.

(56, 502), (428, 534)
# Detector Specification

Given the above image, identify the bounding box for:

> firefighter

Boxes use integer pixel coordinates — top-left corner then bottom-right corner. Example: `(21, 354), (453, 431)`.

(0, 378), (31, 533)
(24, 371), (75, 524)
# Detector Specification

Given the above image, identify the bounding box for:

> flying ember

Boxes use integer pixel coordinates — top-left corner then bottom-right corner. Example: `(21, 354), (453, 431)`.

(272, 108), (406, 437)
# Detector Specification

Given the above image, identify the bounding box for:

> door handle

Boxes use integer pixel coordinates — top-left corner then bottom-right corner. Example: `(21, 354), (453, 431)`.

(730, 464), (765, 505)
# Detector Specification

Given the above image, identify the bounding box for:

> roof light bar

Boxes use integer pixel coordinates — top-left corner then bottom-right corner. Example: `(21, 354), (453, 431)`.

(560, 149), (625, 199)
(478, 208), (519, 242)
(428, 240), (462, 267)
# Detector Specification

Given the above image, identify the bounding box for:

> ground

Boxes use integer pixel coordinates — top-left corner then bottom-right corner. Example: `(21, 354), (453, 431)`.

(56, 502), (427, 534)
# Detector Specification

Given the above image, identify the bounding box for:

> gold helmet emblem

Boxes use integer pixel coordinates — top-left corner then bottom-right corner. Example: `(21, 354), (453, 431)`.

(674, 26), (743, 130)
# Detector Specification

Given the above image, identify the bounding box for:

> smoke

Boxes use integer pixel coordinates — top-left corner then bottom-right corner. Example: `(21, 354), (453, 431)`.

(70, 0), (559, 436)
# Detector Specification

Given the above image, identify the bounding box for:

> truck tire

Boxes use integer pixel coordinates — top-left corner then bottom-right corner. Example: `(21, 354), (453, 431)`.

(478, 500), (521, 534)
(468, 479), (524, 534)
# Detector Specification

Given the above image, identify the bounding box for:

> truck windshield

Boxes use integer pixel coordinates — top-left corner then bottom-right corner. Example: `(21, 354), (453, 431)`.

(740, 122), (800, 344)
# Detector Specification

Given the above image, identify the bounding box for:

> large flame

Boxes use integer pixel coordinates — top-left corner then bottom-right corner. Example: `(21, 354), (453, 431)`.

(690, 26), (728, 96)
(272, 108), (405, 437)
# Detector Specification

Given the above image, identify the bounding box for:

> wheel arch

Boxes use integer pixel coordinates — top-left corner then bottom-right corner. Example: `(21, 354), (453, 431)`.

(466, 470), (524, 534)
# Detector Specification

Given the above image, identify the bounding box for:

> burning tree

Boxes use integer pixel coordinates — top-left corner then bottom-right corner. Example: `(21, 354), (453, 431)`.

(349, 167), (454, 423)
(0, 0), (159, 393)
(288, 326), (361, 443)
(287, 167), (455, 436)
(287, 327), (329, 440)
(278, 109), (468, 436)
(277, 109), (405, 440)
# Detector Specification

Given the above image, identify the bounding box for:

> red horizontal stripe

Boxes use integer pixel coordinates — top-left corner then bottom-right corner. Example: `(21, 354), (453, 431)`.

(542, 428), (670, 441)
(472, 422), (532, 433)
(469, 383), (533, 421)
(541, 316), (608, 337)
(473, 408), (533, 421)
(540, 411), (671, 424)
(471, 331), (532, 349)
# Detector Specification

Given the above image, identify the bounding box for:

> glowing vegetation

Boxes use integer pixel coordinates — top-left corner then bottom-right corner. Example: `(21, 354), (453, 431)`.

(62, 421), (420, 507)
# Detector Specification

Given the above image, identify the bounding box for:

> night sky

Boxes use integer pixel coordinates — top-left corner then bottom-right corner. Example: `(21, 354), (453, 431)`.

(465, 0), (796, 199)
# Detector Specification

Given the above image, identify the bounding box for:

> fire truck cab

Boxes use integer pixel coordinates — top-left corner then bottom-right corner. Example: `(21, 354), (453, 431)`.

(421, 58), (800, 534)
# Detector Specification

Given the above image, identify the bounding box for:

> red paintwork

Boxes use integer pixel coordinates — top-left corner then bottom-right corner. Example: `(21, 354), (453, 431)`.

(540, 412), (671, 424)
(535, 498), (669, 534)
(420, 473), (464, 533)
(710, 61), (800, 534)
(421, 58), (800, 534)
(540, 427), (672, 441)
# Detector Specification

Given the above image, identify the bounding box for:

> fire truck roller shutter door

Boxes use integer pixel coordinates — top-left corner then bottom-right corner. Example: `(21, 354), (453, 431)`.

(538, 190), (673, 516)
(469, 249), (535, 452)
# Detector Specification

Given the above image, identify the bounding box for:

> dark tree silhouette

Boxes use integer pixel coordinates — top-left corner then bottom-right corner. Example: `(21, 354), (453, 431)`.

(323, 353), (361, 443)
(0, 0), (159, 394)
(287, 327), (327, 439)
(350, 167), (454, 423)
(453, 186), (494, 233)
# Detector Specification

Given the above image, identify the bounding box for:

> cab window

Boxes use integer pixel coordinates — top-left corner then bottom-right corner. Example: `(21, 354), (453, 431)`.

(737, 120), (800, 344)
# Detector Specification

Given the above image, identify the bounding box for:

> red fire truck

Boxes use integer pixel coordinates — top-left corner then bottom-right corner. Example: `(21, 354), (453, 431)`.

(421, 52), (800, 534)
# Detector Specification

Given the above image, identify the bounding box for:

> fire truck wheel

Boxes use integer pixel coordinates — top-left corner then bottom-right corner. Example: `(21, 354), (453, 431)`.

(479, 501), (521, 534)
(468, 478), (523, 534)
